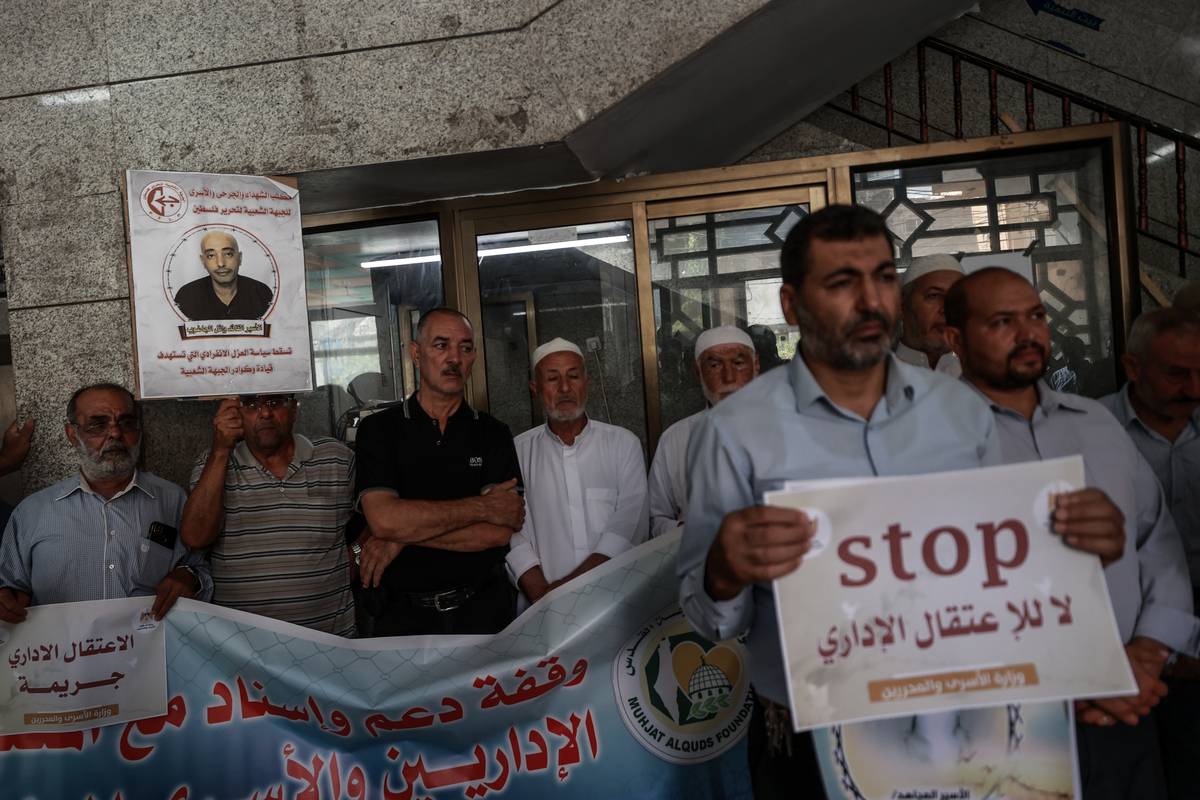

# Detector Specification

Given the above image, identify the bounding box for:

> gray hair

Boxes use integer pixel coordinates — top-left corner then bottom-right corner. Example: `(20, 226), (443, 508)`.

(66, 383), (138, 425)
(1127, 308), (1200, 358)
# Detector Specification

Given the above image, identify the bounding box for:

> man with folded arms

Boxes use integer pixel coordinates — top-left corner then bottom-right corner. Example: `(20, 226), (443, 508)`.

(508, 338), (647, 609)
(354, 308), (525, 636)
(946, 268), (1197, 799)
(648, 325), (758, 539)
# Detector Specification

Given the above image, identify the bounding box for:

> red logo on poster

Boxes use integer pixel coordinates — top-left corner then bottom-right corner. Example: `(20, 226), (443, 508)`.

(140, 180), (187, 223)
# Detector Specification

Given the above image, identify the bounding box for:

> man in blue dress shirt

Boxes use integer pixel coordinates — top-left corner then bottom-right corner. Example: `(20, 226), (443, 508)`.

(678, 207), (1122, 797)
(1098, 307), (1200, 797)
(0, 383), (212, 624)
(946, 268), (1198, 800)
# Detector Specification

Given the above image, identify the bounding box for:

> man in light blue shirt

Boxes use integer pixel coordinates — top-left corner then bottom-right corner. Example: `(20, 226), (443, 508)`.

(1098, 307), (1200, 798)
(678, 207), (1121, 797)
(946, 268), (1196, 800)
(0, 383), (212, 624)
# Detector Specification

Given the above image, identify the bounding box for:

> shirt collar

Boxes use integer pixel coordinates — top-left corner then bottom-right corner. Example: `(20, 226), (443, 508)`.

(55, 470), (154, 502)
(965, 378), (1087, 419)
(233, 434), (312, 472)
(545, 416), (592, 446)
(788, 353), (918, 418)
(894, 340), (929, 368)
(406, 394), (476, 423)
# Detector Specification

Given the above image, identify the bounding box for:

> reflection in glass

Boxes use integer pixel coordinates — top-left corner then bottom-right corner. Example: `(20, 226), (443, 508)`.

(853, 144), (1116, 396)
(476, 221), (646, 446)
(303, 219), (444, 439)
(649, 204), (806, 431)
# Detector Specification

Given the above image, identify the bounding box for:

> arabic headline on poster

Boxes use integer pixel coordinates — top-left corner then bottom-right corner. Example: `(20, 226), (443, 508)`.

(0, 597), (166, 733)
(769, 456), (1136, 731)
(124, 169), (314, 399)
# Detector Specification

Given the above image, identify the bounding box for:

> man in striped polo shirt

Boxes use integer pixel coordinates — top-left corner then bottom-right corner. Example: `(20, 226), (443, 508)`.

(181, 393), (356, 637)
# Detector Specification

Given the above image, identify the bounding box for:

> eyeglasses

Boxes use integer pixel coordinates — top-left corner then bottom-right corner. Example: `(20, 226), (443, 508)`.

(71, 416), (141, 437)
(240, 396), (293, 410)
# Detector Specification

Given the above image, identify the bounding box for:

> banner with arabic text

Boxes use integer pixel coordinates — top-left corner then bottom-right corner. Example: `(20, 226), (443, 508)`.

(0, 532), (754, 799)
(767, 456), (1134, 731)
(0, 597), (166, 734)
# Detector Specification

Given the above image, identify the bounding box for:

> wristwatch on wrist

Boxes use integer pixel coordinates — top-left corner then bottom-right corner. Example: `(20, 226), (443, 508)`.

(351, 542), (362, 566)
(180, 565), (202, 589)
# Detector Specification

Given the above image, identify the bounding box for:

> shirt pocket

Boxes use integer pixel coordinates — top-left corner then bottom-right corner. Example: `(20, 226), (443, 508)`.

(132, 538), (176, 595)
(583, 488), (618, 533)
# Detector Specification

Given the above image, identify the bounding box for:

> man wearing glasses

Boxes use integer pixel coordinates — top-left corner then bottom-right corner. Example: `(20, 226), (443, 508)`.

(181, 393), (357, 637)
(0, 383), (212, 624)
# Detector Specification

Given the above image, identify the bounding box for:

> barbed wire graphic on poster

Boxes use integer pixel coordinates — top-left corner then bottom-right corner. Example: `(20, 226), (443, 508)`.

(124, 170), (314, 399)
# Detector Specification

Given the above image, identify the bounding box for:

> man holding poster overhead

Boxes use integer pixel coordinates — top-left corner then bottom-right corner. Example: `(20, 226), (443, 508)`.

(677, 206), (1126, 798)
(945, 268), (1199, 799)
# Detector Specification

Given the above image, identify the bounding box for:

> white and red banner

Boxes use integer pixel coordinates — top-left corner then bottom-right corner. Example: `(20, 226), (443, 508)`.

(768, 456), (1134, 731)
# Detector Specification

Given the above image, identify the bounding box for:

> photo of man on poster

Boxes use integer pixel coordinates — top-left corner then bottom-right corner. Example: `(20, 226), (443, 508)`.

(173, 230), (274, 321)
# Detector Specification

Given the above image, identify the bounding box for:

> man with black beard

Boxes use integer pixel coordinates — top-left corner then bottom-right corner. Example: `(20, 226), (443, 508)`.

(946, 268), (1197, 800)
(678, 206), (1006, 796)
(0, 383), (211, 624)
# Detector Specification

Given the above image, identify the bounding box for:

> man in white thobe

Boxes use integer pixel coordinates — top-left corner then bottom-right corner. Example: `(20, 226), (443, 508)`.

(647, 326), (759, 538)
(507, 338), (648, 610)
(895, 253), (964, 377)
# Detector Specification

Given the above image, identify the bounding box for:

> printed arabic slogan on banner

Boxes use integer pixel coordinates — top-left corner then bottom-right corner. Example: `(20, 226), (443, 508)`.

(124, 169), (314, 399)
(0, 534), (755, 799)
(768, 456), (1135, 731)
(814, 701), (1080, 799)
(0, 598), (167, 734)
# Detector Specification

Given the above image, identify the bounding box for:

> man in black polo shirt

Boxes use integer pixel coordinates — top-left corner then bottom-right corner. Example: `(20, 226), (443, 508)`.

(173, 230), (274, 320)
(354, 307), (525, 636)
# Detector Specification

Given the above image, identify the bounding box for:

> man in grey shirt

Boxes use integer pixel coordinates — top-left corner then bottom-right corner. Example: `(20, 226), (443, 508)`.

(946, 268), (1197, 800)
(0, 383), (212, 624)
(1098, 307), (1200, 798)
(678, 207), (1121, 797)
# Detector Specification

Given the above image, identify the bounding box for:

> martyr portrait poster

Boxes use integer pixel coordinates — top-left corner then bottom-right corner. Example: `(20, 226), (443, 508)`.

(124, 169), (314, 399)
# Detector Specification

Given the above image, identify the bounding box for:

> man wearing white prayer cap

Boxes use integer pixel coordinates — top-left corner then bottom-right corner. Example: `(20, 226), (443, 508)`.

(895, 253), (965, 377)
(506, 337), (648, 610)
(648, 326), (759, 539)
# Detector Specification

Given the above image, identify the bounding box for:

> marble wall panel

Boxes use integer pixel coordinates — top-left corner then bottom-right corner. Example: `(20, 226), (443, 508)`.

(298, 0), (556, 53)
(0, 1), (108, 97)
(103, 0), (303, 82)
(0, 90), (118, 206)
(9, 299), (135, 490)
(2, 192), (129, 310)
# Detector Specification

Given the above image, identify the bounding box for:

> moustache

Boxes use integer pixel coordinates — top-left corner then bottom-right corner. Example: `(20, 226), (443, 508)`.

(441, 366), (462, 377)
(1007, 342), (1047, 362)
(843, 311), (892, 336)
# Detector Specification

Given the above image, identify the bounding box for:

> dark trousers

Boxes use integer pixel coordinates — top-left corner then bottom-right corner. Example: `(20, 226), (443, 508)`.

(1156, 676), (1200, 799)
(747, 699), (827, 799)
(370, 571), (517, 637)
(1077, 718), (1167, 800)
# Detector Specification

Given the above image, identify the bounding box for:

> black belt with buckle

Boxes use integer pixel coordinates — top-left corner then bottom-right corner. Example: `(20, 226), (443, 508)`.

(401, 583), (480, 613)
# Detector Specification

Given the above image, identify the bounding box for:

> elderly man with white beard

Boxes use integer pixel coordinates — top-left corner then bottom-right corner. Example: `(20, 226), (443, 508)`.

(507, 338), (648, 610)
(648, 326), (759, 538)
(0, 383), (212, 624)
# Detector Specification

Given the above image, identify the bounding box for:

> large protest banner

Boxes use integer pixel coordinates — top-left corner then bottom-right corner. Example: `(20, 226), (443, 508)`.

(0, 533), (755, 799)
(0, 598), (167, 734)
(768, 456), (1135, 731)
(124, 169), (313, 399)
